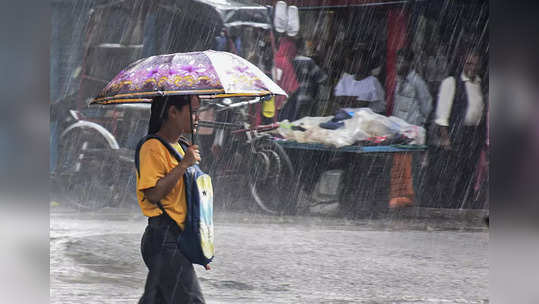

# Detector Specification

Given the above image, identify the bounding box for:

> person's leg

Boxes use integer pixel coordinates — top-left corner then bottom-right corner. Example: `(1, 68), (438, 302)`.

(139, 223), (205, 304)
(412, 151), (427, 206)
(295, 99), (315, 120)
(141, 225), (153, 269)
(278, 94), (298, 122)
(426, 147), (454, 208)
(389, 153), (414, 208)
(156, 247), (205, 304)
(139, 225), (162, 304)
(157, 226), (205, 304)
(444, 126), (478, 208)
(456, 127), (484, 208)
(439, 148), (466, 208)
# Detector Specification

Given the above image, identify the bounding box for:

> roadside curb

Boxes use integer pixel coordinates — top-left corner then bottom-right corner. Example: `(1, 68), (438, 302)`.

(387, 207), (488, 223)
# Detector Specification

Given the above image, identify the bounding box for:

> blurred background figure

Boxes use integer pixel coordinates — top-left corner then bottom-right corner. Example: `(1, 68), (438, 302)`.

(280, 36), (328, 121)
(392, 48), (432, 127)
(214, 27), (241, 56)
(424, 42), (450, 96)
(427, 49), (487, 209)
(333, 46), (386, 114)
(389, 48), (432, 208)
(274, 35), (299, 121)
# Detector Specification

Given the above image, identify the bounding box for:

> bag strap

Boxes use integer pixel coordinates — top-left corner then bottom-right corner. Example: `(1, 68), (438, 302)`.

(135, 134), (186, 175)
(134, 134), (188, 218)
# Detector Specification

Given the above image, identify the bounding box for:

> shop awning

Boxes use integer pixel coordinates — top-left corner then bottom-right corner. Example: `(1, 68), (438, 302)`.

(251, 0), (410, 9)
(192, 0), (273, 29)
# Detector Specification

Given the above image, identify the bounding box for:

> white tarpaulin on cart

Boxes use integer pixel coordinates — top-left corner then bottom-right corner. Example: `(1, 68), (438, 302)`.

(276, 108), (425, 148)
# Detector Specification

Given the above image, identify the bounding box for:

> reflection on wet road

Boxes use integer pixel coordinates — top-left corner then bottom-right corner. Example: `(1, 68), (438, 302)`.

(50, 207), (488, 303)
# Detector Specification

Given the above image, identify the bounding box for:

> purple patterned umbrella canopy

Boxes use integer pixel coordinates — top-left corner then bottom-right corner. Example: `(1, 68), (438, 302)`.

(91, 50), (286, 105)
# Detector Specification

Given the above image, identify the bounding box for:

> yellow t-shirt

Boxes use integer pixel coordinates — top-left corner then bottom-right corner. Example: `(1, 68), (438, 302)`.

(136, 139), (187, 230)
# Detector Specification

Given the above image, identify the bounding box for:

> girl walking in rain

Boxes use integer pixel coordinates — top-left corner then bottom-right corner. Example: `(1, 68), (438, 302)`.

(136, 95), (208, 304)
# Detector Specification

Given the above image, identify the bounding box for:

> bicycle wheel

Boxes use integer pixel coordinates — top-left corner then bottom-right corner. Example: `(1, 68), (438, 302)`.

(247, 139), (296, 215)
(56, 131), (120, 210)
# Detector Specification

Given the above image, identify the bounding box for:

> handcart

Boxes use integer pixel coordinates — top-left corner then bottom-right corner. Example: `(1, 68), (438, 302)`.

(273, 140), (427, 217)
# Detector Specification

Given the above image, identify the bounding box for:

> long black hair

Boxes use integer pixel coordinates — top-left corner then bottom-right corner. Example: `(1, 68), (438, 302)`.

(148, 95), (191, 135)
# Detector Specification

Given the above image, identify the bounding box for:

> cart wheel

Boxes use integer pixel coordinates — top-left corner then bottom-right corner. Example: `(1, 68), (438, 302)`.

(248, 139), (296, 215)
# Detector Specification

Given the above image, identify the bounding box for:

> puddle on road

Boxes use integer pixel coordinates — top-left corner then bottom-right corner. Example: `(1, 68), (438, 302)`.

(50, 213), (488, 304)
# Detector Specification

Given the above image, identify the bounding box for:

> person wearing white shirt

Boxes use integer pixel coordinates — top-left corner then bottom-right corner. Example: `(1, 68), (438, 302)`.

(392, 50), (432, 127)
(435, 68), (485, 140)
(333, 49), (386, 114)
(334, 73), (386, 113)
(430, 51), (487, 208)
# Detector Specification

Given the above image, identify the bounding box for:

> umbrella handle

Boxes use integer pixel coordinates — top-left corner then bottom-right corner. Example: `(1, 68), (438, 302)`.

(189, 98), (196, 146)
(188, 99), (201, 166)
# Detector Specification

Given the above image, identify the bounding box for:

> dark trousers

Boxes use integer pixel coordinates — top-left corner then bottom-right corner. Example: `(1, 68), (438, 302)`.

(139, 216), (205, 304)
(426, 126), (484, 208)
(277, 92), (299, 121)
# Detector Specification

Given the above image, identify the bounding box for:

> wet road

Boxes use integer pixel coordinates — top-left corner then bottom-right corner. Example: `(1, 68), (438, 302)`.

(50, 206), (488, 304)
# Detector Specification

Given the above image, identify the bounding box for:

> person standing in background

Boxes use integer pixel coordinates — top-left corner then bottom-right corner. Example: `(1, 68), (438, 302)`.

(428, 50), (486, 208)
(274, 36), (299, 121)
(287, 37), (328, 120)
(392, 49), (432, 127)
(333, 47), (386, 114)
(424, 42), (450, 97)
(389, 48), (432, 208)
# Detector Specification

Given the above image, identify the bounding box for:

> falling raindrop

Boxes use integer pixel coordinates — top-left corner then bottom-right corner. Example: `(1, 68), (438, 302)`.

(50, 0), (489, 302)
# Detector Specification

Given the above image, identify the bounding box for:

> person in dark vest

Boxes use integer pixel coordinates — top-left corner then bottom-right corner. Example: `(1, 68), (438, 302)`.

(429, 50), (487, 208)
(137, 95), (208, 304)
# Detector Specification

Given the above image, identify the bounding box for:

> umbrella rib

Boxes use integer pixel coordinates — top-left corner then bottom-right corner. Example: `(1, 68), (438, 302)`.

(91, 89), (227, 103)
(198, 92), (272, 99)
(94, 98), (153, 105)
(91, 90), (273, 104)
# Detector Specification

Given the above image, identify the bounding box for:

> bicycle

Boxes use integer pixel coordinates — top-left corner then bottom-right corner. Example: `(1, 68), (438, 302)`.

(198, 97), (296, 215)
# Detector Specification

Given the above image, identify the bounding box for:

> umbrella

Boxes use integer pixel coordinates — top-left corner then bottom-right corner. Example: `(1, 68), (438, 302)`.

(90, 50), (286, 105)
(90, 50), (286, 144)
